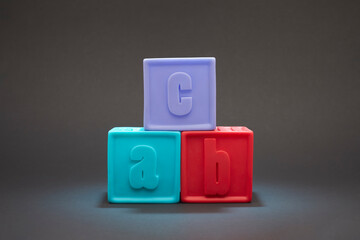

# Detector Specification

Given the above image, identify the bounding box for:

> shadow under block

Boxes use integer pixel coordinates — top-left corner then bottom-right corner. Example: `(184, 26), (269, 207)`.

(181, 127), (253, 203)
(108, 127), (181, 203)
(143, 57), (216, 131)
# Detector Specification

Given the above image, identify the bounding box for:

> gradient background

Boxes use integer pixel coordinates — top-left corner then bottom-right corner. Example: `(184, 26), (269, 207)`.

(0, 0), (359, 239)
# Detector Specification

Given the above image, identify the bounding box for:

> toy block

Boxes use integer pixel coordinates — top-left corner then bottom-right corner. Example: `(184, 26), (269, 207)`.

(143, 57), (216, 131)
(181, 127), (253, 203)
(108, 127), (180, 203)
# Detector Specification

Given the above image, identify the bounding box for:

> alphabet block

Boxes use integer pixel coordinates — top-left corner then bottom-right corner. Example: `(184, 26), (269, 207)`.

(181, 127), (253, 203)
(143, 57), (216, 131)
(108, 127), (180, 203)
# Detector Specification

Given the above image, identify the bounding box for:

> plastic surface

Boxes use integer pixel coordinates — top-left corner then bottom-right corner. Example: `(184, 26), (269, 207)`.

(143, 57), (216, 131)
(181, 127), (253, 203)
(108, 127), (180, 203)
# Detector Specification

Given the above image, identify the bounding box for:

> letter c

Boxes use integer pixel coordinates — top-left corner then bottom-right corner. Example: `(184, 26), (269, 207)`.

(167, 72), (192, 116)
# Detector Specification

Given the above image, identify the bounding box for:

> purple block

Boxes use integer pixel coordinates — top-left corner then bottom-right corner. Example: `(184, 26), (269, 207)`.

(144, 57), (216, 131)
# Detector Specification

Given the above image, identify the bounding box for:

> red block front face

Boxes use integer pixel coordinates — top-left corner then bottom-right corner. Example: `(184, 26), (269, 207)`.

(181, 127), (253, 203)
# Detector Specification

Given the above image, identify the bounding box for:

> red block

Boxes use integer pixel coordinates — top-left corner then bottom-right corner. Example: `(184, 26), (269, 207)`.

(181, 126), (253, 203)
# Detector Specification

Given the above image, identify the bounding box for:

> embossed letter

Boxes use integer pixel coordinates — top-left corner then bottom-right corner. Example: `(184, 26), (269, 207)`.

(204, 138), (230, 196)
(129, 145), (159, 190)
(167, 72), (192, 116)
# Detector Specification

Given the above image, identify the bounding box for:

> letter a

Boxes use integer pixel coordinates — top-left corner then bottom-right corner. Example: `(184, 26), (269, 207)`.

(129, 145), (159, 190)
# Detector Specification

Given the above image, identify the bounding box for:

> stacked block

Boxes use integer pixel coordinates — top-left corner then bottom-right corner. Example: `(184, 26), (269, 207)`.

(181, 127), (253, 203)
(108, 127), (180, 203)
(143, 58), (216, 130)
(108, 57), (253, 203)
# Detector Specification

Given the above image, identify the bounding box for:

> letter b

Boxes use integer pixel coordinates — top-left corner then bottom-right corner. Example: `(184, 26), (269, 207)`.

(204, 138), (230, 196)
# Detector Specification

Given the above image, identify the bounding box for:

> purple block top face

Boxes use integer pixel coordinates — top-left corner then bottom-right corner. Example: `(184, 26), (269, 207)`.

(144, 57), (216, 131)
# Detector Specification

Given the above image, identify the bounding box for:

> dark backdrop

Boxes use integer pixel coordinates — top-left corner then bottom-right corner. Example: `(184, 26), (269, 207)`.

(0, 0), (359, 239)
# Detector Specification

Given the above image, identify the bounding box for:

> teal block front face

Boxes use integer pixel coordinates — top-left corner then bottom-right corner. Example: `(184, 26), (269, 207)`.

(108, 127), (180, 203)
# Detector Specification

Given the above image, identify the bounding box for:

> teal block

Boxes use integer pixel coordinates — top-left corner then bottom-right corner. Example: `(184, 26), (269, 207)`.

(108, 127), (180, 203)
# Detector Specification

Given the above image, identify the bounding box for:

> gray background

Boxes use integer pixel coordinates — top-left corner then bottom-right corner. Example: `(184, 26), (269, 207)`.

(0, 0), (359, 239)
